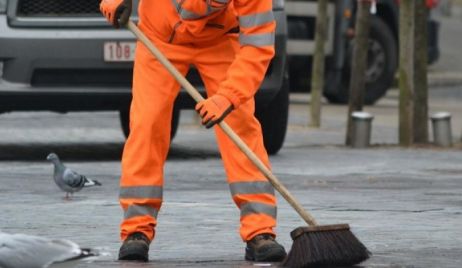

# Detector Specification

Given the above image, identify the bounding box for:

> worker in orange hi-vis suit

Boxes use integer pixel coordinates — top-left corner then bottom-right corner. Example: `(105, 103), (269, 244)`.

(100, 0), (286, 262)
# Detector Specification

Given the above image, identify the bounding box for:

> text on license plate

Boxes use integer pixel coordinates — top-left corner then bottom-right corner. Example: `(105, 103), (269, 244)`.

(104, 42), (136, 62)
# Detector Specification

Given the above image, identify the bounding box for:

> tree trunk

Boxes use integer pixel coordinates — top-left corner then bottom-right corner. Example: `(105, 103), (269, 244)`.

(345, 1), (371, 145)
(310, 0), (329, 127)
(413, 0), (429, 144)
(399, 0), (415, 146)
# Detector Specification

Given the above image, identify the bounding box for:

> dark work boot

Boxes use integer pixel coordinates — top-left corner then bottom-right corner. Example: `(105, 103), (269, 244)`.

(245, 233), (287, 262)
(118, 232), (150, 262)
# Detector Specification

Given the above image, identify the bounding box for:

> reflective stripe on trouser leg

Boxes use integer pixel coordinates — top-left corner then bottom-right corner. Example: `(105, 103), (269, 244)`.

(193, 35), (277, 241)
(120, 198), (162, 241)
(120, 186), (163, 238)
(119, 30), (193, 241)
(229, 181), (277, 241)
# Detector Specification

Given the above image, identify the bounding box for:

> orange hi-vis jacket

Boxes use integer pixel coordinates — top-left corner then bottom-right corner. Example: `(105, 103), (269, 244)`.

(138, 0), (276, 108)
(119, 0), (278, 243)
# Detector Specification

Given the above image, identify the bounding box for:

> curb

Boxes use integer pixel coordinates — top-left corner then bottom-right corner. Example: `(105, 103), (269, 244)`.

(428, 72), (462, 88)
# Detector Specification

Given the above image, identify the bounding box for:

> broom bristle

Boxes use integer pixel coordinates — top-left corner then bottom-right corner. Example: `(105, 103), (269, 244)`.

(282, 224), (370, 268)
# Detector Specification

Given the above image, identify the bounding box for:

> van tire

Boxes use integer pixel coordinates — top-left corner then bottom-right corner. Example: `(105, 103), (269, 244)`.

(255, 75), (289, 155)
(325, 17), (398, 104)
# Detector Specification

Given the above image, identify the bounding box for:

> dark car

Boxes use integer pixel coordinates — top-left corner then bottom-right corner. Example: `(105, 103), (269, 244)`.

(285, 0), (440, 104)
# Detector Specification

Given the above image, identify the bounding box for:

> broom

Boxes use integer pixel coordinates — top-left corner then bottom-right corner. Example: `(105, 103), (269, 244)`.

(126, 20), (370, 268)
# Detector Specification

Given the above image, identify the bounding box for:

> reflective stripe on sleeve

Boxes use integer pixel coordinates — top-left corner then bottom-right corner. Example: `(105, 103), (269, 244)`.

(239, 32), (275, 47)
(239, 11), (274, 28)
(229, 181), (275, 196)
(119, 186), (163, 199)
(124, 204), (159, 219)
(241, 202), (277, 218)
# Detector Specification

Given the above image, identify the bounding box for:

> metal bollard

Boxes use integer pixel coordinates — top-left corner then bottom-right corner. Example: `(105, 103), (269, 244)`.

(351, 111), (374, 148)
(431, 112), (453, 147)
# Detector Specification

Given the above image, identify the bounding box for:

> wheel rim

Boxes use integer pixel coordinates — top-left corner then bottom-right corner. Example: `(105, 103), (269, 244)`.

(366, 39), (386, 84)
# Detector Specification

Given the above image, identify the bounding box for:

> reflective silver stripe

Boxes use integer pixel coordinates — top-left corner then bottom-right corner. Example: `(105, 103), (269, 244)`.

(229, 181), (275, 196)
(241, 202), (277, 218)
(239, 11), (274, 28)
(180, 8), (204, 20)
(206, 5), (223, 14)
(119, 186), (163, 199)
(124, 204), (159, 219)
(239, 32), (275, 46)
(171, 0), (203, 19)
(212, 0), (229, 4)
(171, 0), (223, 20)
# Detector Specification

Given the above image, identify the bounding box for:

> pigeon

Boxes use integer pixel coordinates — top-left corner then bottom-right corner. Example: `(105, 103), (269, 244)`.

(46, 153), (102, 199)
(0, 231), (99, 268)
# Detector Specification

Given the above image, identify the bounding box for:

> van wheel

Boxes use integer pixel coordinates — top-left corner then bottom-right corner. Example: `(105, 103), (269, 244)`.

(255, 75), (289, 155)
(119, 106), (180, 141)
(325, 17), (398, 104)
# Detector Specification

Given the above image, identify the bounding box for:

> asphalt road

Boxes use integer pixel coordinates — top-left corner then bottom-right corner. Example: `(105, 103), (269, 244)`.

(1, 83), (462, 268)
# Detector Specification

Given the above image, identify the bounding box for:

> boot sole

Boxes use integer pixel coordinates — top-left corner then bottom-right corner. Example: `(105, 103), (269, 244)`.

(119, 244), (149, 262)
(245, 246), (287, 262)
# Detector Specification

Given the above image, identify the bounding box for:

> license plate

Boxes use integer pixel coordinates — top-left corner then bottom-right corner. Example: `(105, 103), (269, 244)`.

(103, 42), (136, 62)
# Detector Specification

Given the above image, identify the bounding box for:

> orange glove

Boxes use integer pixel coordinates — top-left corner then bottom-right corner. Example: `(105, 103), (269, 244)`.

(195, 94), (234, 129)
(100, 0), (132, 28)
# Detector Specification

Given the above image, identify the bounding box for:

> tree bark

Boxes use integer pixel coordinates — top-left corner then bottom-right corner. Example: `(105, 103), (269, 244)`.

(399, 0), (415, 146)
(310, 0), (329, 127)
(413, 0), (429, 144)
(345, 0), (371, 145)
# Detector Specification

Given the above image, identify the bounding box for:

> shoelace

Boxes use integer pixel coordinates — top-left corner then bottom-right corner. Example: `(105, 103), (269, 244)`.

(255, 234), (274, 242)
(128, 233), (148, 242)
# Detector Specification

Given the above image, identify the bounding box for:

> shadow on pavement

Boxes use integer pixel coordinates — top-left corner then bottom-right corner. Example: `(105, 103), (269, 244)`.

(0, 142), (220, 161)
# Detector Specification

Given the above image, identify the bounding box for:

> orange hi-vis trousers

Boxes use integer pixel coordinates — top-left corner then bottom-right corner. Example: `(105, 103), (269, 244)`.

(119, 0), (278, 243)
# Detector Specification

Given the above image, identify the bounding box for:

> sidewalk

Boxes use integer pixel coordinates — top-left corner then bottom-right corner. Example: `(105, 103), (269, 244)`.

(288, 87), (462, 147)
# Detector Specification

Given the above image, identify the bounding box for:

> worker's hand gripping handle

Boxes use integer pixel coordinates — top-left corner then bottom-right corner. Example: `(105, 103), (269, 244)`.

(126, 21), (319, 226)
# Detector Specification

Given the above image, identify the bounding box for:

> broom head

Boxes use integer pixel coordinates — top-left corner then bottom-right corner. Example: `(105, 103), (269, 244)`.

(282, 224), (370, 267)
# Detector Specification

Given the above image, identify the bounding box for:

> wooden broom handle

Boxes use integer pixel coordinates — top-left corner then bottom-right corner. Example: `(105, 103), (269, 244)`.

(127, 21), (319, 226)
